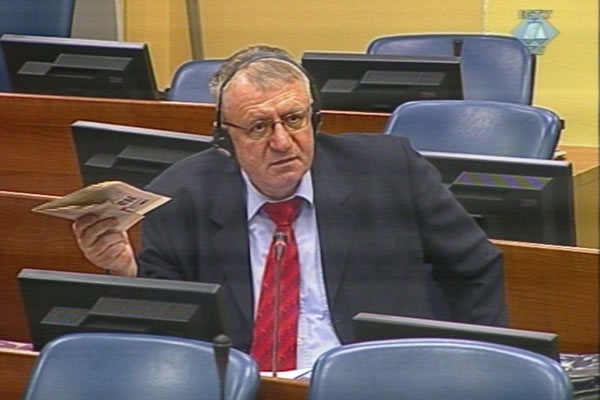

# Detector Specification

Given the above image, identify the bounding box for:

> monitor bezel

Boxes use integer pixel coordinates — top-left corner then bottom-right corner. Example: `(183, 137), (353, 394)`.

(0, 33), (160, 100)
(301, 51), (463, 112)
(18, 268), (227, 351)
(420, 150), (576, 246)
(70, 120), (213, 188)
(353, 312), (560, 361)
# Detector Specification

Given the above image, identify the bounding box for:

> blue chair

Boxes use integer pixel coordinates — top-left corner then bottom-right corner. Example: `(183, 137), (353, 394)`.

(383, 100), (561, 159)
(367, 34), (534, 104)
(22, 333), (259, 400)
(309, 338), (573, 400)
(0, 0), (76, 91)
(168, 59), (224, 103)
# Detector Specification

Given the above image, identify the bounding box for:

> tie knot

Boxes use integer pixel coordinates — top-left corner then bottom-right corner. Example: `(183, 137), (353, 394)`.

(262, 197), (302, 228)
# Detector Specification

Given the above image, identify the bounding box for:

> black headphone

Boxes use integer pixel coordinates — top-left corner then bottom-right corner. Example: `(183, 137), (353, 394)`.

(211, 51), (321, 157)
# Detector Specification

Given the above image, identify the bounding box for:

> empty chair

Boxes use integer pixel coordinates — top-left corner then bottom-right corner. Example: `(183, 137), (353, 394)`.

(22, 333), (259, 400)
(383, 100), (561, 159)
(0, 0), (76, 91)
(308, 338), (573, 400)
(168, 59), (224, 103)
(367, 34), (534, 104)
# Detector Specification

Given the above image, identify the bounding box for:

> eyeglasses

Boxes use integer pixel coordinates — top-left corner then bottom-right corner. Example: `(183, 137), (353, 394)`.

(221, 106), (312, 140)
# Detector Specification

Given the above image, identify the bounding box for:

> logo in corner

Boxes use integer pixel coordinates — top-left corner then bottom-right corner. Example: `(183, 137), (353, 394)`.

(512, 10), (558, 55)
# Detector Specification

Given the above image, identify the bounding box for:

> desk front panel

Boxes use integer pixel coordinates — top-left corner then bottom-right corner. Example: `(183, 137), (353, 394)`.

(1, 191), (598, 352)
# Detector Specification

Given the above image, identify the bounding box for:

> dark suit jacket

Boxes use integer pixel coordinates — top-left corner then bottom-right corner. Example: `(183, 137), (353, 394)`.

(138, 133), (507, 352)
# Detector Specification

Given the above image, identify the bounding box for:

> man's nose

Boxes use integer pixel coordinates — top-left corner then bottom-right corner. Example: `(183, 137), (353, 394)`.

(269, 122), (293, 150)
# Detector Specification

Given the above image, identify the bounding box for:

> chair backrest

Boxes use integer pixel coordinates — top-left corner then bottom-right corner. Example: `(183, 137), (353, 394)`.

(367, 34), (534, 104)
(308, 338), (573, 400)
(22, 333), (259, 400)
(168, 59), (224, 103)
(383, 100), (561, 159)
(0, 0), (76, 91)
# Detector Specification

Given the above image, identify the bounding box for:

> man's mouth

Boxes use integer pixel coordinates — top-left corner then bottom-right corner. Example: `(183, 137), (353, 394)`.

(270, 156), (297, 167)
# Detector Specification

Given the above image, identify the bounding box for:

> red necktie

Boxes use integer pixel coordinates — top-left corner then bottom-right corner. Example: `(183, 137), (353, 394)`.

(250, 197), (301, 371)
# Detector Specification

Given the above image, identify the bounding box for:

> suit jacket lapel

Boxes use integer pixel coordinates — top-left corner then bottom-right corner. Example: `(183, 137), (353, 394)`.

(209, 162), (254, 327)
(312, 145), (357, 302)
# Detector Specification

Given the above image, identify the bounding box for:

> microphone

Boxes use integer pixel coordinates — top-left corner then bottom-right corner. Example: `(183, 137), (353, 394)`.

(213, 334), (232, 400)
(271, 231), (288, 377)
(273, 232), (287, 260)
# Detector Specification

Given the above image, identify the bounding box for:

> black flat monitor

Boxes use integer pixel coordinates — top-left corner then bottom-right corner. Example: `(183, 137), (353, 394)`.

(18, 268), (227, 351)
(421, 150), (576, 246)
(0, 34), (160, 99)
(301, 52), (463, 112)
(353, 312), (560, 361)
(71, 120), (213, 188)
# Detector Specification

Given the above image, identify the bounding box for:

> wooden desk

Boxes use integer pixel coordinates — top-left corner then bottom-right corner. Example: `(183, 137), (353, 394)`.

(1, 190), (598, 352)
(0, 349), (37, 400)
(0, 191), (141, 342)
(0, 93), (383, 195)
(0, 348), (309, 400)
(559, 145), (599, 248)
(494, 239), (599, 353)
(1, 92), (596, 247)
(0, 93), (213, 194)
(0, 191), (100, 341)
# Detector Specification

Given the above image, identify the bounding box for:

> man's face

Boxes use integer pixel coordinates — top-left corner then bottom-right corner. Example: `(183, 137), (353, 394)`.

(221, 75), (315, 200)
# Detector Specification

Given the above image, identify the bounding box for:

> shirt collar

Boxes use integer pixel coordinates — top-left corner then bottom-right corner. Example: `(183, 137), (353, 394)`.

(242, 170), (314, 221)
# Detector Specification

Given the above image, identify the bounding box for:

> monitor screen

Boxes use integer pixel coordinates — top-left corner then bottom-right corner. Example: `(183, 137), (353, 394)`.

(421, 150), (576, 246)
(353, 312), (560, 361)
(0, 34), (159, 100)
(71, 120), (213, 189)
(18, 268), (227, 351)
(301, 52), (463, 112)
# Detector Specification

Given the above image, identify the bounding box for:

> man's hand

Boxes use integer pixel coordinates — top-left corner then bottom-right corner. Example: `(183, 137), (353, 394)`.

(72, 215), (138, 277)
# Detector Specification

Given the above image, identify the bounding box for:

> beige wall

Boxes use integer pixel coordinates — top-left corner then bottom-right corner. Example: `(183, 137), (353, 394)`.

(124, 0), (191, 89)
(123, 0), (598, 146)
(486, 0), (598, 146)
(123, 0), (483, 86)
(198, 0), (484, 58)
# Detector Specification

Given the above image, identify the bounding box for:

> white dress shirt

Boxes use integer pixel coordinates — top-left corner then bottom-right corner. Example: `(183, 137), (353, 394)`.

(242, 171), (341, 369)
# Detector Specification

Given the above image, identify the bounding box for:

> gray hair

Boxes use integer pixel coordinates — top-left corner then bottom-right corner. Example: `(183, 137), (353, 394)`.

(209, 45), (312, 106)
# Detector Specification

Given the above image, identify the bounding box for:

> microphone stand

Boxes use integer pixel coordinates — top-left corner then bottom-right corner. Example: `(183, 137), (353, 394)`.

(271, 232), (287, 378)
(213, 334), (232, 400)
(452, 38), (463, 57)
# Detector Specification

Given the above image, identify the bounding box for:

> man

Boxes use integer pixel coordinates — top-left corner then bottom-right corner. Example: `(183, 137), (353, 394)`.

(73, 45), (507, 370)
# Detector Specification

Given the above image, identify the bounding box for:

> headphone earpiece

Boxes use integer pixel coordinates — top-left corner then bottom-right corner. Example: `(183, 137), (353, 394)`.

(211, 124), (234, 157)
(311, 109), (322, 132)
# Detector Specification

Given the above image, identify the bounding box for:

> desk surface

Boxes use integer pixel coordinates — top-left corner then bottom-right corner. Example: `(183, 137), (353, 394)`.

(558, 145), (598, 175)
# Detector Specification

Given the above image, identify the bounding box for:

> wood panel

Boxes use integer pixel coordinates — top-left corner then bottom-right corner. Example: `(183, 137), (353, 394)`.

(0, 93), (213, 195)
(1, 190), (598, 352)
(1, 93), (596, 248)
(0, 191), (99, 341)
(0, 93), (384, 195)
(496, 240), (599, 353)
(0, 348), (309, 400)
(0, 349), (37, 400)
(259, 376), (309, 400)
(0, 191), (141, 342)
